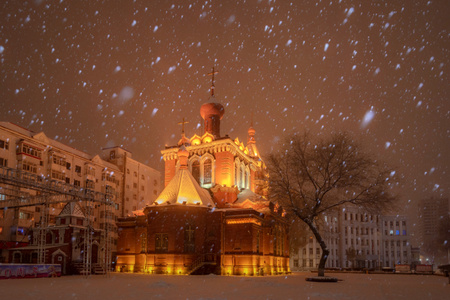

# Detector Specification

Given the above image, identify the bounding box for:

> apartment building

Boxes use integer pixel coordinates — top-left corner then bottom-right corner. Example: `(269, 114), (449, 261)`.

(0, 122), (161, 262)
(290, 206), (412, 270)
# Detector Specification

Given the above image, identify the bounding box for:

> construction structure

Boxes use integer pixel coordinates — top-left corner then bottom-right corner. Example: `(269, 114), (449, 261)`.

(0, 122), (161, 275)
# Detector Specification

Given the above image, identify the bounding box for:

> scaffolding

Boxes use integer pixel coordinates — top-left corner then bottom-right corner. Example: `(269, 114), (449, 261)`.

(0, 165), (115, 276)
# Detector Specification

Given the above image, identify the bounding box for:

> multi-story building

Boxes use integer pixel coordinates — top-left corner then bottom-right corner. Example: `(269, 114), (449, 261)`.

(417, 197), (450, 265)
(290, 206), (413, 271)
(380, 215), (411, 268)
(0, 122), (161, 263)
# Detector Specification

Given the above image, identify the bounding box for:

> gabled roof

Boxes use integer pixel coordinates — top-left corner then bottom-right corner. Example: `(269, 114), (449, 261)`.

(152, 168), (215, 207)
(59, 202), (85, 217)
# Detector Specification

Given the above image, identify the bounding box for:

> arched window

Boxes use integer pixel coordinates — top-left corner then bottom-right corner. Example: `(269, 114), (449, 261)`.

(204, 159), (212, 184)
(235, 163), (238, 186)
(192, 160), (200, 184)
(184, 224), (195, 253)
(240, 165), (245, 189)
(244, 169), (248, 189)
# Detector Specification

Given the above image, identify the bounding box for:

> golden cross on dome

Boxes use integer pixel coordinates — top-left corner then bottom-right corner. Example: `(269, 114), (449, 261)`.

(178, 117), (189, 134)
(208, 66), (218, 96)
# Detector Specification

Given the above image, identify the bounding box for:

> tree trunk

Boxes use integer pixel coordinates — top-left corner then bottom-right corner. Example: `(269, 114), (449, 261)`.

(304, 218), (329, 277)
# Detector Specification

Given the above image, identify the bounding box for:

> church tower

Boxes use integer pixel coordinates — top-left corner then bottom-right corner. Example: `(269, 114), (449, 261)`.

(115, 68), (290, 276)
(161, 67), (267, 206)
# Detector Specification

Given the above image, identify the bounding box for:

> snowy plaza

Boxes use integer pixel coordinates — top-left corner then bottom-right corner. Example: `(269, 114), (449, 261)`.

(0, 272), (448, 300)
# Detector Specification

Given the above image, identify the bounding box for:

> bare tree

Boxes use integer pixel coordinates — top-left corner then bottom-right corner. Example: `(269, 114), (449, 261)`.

(267, 132), (397, 277)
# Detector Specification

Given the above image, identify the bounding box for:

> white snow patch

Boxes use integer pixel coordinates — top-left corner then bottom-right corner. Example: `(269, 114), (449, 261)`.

(286, 39), (292, 46)
(417, 82), (424, 91)
(361, 109), (375, 129)
(347, 7), (354, 17)
(168, 66), (176, 74)
(153, 25), (159, 32)
(324, 43), (329, 52)
(151, 108), (158, 117)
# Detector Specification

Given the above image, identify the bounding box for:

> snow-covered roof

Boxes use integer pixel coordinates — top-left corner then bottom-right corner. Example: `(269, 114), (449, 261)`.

(235, 189), (266, 204)
(152, 168), (215, 207)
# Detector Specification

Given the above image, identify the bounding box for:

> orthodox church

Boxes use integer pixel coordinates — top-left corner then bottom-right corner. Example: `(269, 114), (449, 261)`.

(115, 73), (290, 275)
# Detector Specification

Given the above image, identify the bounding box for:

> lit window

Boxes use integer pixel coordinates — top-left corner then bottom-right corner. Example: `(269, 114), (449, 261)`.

(155, 233), (168, 253)
(204, 159), (212, 184)
(192, 160), (200, 184)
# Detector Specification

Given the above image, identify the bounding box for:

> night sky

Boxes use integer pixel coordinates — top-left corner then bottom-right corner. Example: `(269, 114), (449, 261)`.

(0, 1), (448, 220)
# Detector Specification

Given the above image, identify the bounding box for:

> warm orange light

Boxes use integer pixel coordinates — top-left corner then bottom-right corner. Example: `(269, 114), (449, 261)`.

(192, 138), (201, 145)
(226, 218), (261, 226)
(203, 136), (212, 143)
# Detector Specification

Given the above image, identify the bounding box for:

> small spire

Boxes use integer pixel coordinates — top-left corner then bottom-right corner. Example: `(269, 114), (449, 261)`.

(208, 66), (218, 97)
(177, 117), (190, 146)
(178, 117), (189, 135)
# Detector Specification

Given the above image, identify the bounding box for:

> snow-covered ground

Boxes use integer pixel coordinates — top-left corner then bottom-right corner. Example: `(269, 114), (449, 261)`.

(0, 272), (448, 300)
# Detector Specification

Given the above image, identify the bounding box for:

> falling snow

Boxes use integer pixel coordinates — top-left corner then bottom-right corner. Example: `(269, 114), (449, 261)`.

(0, 1), (447, 248)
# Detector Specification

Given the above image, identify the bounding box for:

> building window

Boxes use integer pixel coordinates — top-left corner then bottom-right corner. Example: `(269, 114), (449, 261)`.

(22, 161), (38, 173)
(0, 158), (8, 167)
(133, 183), (137, 188)
(204, 159), (212, 184)
(141, 186), (144, 191)
(184, 225), (195, 253)
(134, 171), (137, 177)
(256, 231), (260, 253)
(141, 174), (145, 180)
(75, 165), (82, 174)
(235, 163), (239, 186)
(240, 166), (244, 188)
(110, 151), (115, 159)
(0, 139), (9, 150)
(293, 259), (299, 268)
(192, 160), (200, 183)
(18, 144), (42, 159)
(19, 211), (31, 220)
(155, 233), (168, 253)
(51, 170), (65, 181)
(74, 180), (80, 186)
(140, 233), (147, 253)
(51, 154), (66, 166)
(86, 179), (95, 189)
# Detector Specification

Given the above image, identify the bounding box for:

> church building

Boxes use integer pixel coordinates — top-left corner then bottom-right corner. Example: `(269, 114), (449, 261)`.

(115, 74), (290, 275)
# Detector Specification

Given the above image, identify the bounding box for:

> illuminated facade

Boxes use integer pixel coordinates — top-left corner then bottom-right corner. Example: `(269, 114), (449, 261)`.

(116, 94), (290, 276)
